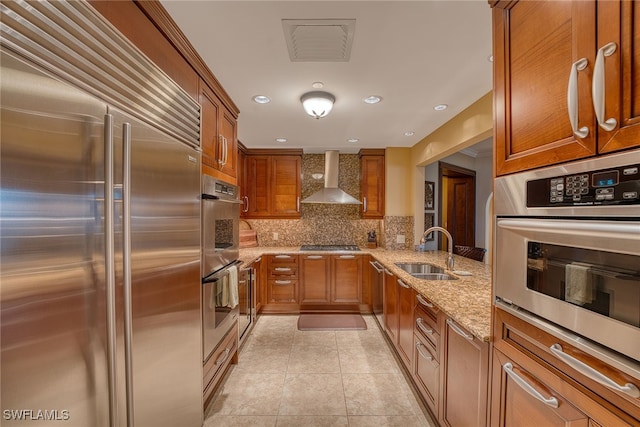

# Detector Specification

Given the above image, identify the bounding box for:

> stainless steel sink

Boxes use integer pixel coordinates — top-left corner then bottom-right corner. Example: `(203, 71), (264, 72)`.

(395, 263), (457, 280)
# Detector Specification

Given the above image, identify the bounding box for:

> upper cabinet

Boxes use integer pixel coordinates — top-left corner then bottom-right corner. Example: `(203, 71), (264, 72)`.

(241, 150), (302, 219)
(359, 149), (385, 219)
(199, 79), (238, 183)
(492, 0), (640, 176)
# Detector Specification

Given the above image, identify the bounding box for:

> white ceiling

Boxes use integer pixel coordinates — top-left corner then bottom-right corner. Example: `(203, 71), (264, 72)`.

(160, 0), (493, 153)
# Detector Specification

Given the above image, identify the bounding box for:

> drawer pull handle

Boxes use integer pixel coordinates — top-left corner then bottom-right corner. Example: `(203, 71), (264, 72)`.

(397, 279), (410, 289)
(275, 255), (292, 259)
(275, 280), (292, 285)
(446, 319), (473, 341)
(369, 260), (384, 273)
(416, 342), (434, 361)
(339, 255), (355, 259)
(592, 42), (617, 131)
(567, 57), (589, 138)
(383, 268), (393, 276)
(307, 255), (323, 259)
(274, 267), (292, 272)
(550, 344), (640, 398)
(215, 347), (232, 366)
(503, 362), (558, 408)
(416, 318), (433, 335)
(416, 294), (433, 308)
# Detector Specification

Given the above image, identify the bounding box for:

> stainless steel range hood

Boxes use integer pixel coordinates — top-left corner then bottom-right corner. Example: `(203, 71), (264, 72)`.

(301, 151), (362, 204)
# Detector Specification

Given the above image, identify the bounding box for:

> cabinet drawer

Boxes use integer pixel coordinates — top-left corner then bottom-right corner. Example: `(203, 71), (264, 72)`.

(414, 332), (439, 417)
(415, 293), (440, 330)
(268, 265), (298, 277)
(268, 279), (298, 303)
(269, 254), (298, 264)
(414, 304), (440, 357)
(203, 324), (238, 407)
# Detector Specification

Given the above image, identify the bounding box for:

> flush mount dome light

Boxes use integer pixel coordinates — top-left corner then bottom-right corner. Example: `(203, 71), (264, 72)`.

(300, 91), (335, 119)
(363, 95), (382, 104)
(253, 95), (271, 104)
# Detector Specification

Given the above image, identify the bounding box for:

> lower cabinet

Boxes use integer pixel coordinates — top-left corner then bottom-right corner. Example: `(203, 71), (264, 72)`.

(266, 254), (299, 307)
(203, 322), (238, 409)
(383, 268), (399, 343)
(252, 256), (265, 314)
(330, 254), (362, 304)
(396, 277), (415, 367)
(414, 331), (440, 416)
(300, 254), (331, 304)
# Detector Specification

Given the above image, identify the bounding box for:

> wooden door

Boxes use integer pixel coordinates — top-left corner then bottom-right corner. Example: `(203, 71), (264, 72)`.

(445, 175), (475, 248)
(491, 350), (589, 427)
(492, 0), (597, 175)
(596, 0), (640, 153)
(300, 254), (330, 304)
(397, 279), (415, 366)
(359, 151), (385, 219)
(441, 318), (489, 427)
(245, 156), (271, 217)
(383, 269), (399, 343)
(331, 255), (362, 304)
(271, 155), (301, 217)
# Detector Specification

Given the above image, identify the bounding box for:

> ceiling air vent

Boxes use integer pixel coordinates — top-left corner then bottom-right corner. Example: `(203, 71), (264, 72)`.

(282, 19), (356, 62)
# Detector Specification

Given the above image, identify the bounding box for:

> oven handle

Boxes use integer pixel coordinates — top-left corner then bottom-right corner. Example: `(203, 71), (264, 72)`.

(497, 218), (640, 239)
(203, 260), (243, 284)
(549, 344), (640, 398)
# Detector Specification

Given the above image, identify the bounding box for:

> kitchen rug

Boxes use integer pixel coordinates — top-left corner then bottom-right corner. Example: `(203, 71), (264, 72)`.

(297, 314), (367, 331)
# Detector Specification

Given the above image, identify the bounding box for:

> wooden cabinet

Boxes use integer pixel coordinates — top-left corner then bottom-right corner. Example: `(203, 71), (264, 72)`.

(413, 295), (442, 417)
(492, 307), (640, 425)
(440, 317), (489, 427)
(300, 254), (331, 304)
(492, 0), (640, 176)
(266, 254), (299, 305)
(203, 322), (238, 409)
(200, 79), (237, 183)
(383, 268), (399, 343)
(300, 254), (364, 308)
(251, 256), (265, 314)
(330, 254), (362, 304)
(242, 151), (302, 219)
(359, 149), (385, 219)
(382, 268), (415, 367)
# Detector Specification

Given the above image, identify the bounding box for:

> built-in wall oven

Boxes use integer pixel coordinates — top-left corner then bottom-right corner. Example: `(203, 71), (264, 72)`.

(494, 150), (640, 380)
(202, 176), (242, 361)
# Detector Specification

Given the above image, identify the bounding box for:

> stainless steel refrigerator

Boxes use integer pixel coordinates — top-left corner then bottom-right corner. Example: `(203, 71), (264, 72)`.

(1, 48), (203, 426)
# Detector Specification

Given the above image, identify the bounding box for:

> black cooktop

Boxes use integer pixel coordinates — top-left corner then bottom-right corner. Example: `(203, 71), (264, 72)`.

(300, 244), (360, 251)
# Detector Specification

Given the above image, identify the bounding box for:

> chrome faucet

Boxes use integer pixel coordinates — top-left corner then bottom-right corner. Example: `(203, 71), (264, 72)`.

(420, 226), (455, 271)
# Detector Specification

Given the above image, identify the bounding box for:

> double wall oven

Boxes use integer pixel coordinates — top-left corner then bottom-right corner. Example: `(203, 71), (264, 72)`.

(201, 176), (243, 362)
(494, 150), (640, 381)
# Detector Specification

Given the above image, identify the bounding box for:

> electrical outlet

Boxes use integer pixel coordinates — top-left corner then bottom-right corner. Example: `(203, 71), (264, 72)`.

(273, 232), (279, 241)
(396, 234), (405, 244)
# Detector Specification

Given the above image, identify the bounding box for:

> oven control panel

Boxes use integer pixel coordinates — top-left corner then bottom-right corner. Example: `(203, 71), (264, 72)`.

(527, 163), (640, 207)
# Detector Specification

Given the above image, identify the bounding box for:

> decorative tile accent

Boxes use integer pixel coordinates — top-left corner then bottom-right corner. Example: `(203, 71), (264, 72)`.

(383, 216), (414, 250)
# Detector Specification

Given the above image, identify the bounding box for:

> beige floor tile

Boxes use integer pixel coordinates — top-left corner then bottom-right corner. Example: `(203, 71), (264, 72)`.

(342, 373), (416, 416)
(348, 415), (433, 427)
(335, 329), (387, 348)
(203, 415), (277, 427)
(292, 330), (337, 348)
(287, 345), (341, 373)
(235, 345), (291, 373)
(208, 371), (285, 416)
(279, 373), (347, 416)
(337, 344), (399, 374)
(275, 415), (349, 427)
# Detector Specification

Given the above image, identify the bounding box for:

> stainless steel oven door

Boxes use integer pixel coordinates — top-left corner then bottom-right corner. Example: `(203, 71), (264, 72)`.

(202, 196), (241, 276)
(202, 264), (240, 361)
(495, 218), (640, 361)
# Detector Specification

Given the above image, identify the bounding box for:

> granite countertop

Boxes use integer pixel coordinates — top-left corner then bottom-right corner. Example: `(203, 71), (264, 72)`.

(238, 246), (492, 342)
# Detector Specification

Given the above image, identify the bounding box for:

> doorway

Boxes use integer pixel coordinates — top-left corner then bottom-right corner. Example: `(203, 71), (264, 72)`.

(438, 162), (476, 250)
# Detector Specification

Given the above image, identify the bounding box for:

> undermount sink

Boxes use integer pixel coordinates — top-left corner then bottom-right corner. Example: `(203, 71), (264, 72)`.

(395, 263), (458, 281)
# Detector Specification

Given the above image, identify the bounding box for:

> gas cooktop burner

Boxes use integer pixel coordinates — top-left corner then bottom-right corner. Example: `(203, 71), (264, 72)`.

(300, 244), (360, 252)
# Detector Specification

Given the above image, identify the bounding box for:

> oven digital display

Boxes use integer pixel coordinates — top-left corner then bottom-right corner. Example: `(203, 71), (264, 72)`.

(592, 170), (619, 188)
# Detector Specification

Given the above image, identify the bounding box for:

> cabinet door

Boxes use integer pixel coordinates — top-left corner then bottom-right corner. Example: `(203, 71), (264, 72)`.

(271, 155), (301, 217)
(199, 81), (221, 174)
(300, 254), (330, 304)
(491, 349), (590, 427)
(596, 1), (640, 153)
(245, 156), (271, 217)
(493, 1), (597, 175)
(360, 153), (385, 219)
(383, 269), (399, 342)
(441, 318), (489, 427)
(397, 277), (415, 366)
(253, 257), (264, 313)
(268, 279), (297, 303)
(330, 255), (362, 304)
(219, 107), (237, 178)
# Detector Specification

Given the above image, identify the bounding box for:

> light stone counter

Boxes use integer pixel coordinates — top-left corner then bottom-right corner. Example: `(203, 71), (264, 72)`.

(239, 246), (492, 342)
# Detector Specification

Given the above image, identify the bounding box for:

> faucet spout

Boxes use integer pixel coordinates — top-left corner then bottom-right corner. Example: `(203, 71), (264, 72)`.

(420, 226), (455, 271)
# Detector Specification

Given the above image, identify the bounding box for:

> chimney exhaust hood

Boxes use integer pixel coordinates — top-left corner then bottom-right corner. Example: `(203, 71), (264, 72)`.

(301, 151), (362, 205)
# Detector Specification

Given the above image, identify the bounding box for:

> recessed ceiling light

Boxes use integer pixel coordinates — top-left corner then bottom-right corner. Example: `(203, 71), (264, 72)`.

(404, 131), (415, 137)
(253, 95), (271, 104)
(434, 104), (448, 111)
(312, 82), (324, 89)
(363, 95), (382, 104)
(347, 138), (359, 143)
(275, 138), (287, 143)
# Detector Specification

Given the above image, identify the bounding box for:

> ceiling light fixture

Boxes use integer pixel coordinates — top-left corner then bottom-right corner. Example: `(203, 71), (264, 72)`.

(275, 137), (287, 143)
(312, 82), (324, 89)
(300, 91), (335, 119)
(347, 138), (359, 143)
(434, 104), (448, 111)
(253, 95), (271, 104)
(363, 95), (382, 104)
(404, 131), (415, 137)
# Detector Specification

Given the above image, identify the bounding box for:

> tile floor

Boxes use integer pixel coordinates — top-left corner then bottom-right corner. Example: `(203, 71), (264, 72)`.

(204, 315), (437, 427)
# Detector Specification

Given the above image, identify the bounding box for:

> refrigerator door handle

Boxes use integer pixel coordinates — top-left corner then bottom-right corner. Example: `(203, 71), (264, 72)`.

(122, 122), (135, 427)
(104, 113), (118, 427)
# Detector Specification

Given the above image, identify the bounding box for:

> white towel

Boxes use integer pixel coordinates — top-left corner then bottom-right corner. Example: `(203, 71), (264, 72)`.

(227, 265), (239, 309)
(565, 262), (594, 306)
